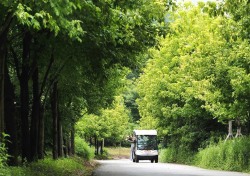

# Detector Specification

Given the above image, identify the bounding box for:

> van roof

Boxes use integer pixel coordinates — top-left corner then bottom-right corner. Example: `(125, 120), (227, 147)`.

(133, 130), (157, 135)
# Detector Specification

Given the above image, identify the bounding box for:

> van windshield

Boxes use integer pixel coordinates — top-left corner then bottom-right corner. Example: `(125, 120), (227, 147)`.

(137, 135), (157, 150)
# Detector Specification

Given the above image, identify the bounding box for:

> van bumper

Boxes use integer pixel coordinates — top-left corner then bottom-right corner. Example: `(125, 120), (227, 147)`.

(136, 155), (158, 160)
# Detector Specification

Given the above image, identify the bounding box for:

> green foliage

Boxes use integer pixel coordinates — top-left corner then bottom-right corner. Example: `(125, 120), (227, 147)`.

(101, 96), (133, 142)
(224, 0), (250, 40)
(123, 69), (142, 123)
(136, 2), (250, 160)
(0, 134), (9, 168)
(159, 147), (194, 164)
(4, 157), (86, 176)
(195, 137), (250, 172)
(0, 133), (10, 176)
(31, 158), (84, 175)
(3, 167), (24, 176)
(137, 2), (226, 125)
(76, 96), (133, 144)
(94, 148), (109, 160)
(1, 0), (170, 167)
(5, 0), (85, 41)
(75, 136), (95, 160)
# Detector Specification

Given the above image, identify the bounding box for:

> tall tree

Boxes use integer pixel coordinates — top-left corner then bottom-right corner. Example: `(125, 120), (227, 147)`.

(1, 0), (170, 163)
(4, 62), (18, 165)
(136, 2), (230, 151)
(51, 81), (58, 160)
(0, 8), (13, 138)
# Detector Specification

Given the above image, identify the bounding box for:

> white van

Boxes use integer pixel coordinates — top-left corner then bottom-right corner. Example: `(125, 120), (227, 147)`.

(132, 130), (158, 163)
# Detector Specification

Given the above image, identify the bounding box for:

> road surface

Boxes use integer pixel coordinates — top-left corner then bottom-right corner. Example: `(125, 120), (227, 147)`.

(93, 159), (250, 176)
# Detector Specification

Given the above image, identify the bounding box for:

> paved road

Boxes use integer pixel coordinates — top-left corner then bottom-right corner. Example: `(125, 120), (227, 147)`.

(93, 159), (250, 176)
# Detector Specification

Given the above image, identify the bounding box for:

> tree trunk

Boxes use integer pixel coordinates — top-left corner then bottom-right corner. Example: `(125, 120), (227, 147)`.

(20, 32), (32, 162)
(235, 127), (242, 138)
(95, 136), (98, 155)
(37, 48), (55, 160)
(70, 126), (75, 155)
(225, 120), (234, 141)
(4, 62), (18, 166)
(20, 74), (30, 162)
(0, 13), (13, 138)
(235, 118), (243, 138)
(51, 81), (58, 159)
(0, 44), (5, 138)
(58, 122), (63, 157)
(30, 58), (39, 161)
(100, 139), (104, 155)
(89, 137), (92, 147)
(38, 105), (45, 159)
(67, 135), (72, 156)
(57, 100), (63, 158)
(63, 138), (68, 157)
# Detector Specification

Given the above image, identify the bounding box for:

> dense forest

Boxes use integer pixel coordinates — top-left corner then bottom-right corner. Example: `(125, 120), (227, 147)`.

(136, 0), (250, 170)
(1, 0), (250, 174)
(0, 0), (168, 165)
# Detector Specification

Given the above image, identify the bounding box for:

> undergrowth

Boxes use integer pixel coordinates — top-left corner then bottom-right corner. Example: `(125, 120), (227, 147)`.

(159, 147), (195, 164)
(75, 136), (95, 160)
(160, 137), (250, 173)
(195, 137), (250, 172)
(1, 157), (96, 176)
(0, 133), (10, 176)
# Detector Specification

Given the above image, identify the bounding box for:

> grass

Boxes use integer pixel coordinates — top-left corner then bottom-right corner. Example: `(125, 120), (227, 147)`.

(105, 147), (130, 159)
(0, 156), (97, 176)
(0, 147), (130, 176)
(159, 137), (250, 173)
(195, 137), (250, 172)
(159, 147), (195, 164)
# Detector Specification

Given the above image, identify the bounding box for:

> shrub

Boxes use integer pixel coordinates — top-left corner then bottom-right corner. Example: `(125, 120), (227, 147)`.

(5, 167), (26, 176)
(159, 148), (176, 163)
(3, 156), (96, 176)
(195, 137), (250, 172)
(159, 147), (194, 164)
(0, 133), (10, 176)
(75, 136), (95, 160)
(94, 148), (109, 160)
(31, 158), (84, 175)
(0, 168), (10, 176)
(4, 157), (86, 176)
(0, 134), (9, 167)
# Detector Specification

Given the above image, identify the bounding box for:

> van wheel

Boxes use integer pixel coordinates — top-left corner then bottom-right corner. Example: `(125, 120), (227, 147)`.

(151, 159), (154, 163)
(155, 156), (158, 163)
(135, 155), (139, 163)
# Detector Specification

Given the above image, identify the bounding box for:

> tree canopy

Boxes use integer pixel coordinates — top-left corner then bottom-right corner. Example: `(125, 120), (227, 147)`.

(137, 1), (250, 152)
(0, 0), (169, 164)
(2, 0), (250, 168)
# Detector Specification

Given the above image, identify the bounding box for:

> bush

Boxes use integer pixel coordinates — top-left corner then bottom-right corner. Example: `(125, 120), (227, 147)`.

(195, 137), (250, 172)
(0, 168), (10, 176)
(94, 148), (109, 160)
(3, 167), (25, 176)
(31, 158), (84, 176)
(0, 133), (10, 176)
(75, 136), (95, 160)
(0, 134), (9, 167)
(3, 157), (87, 176)
(159, 147), (194, 164)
